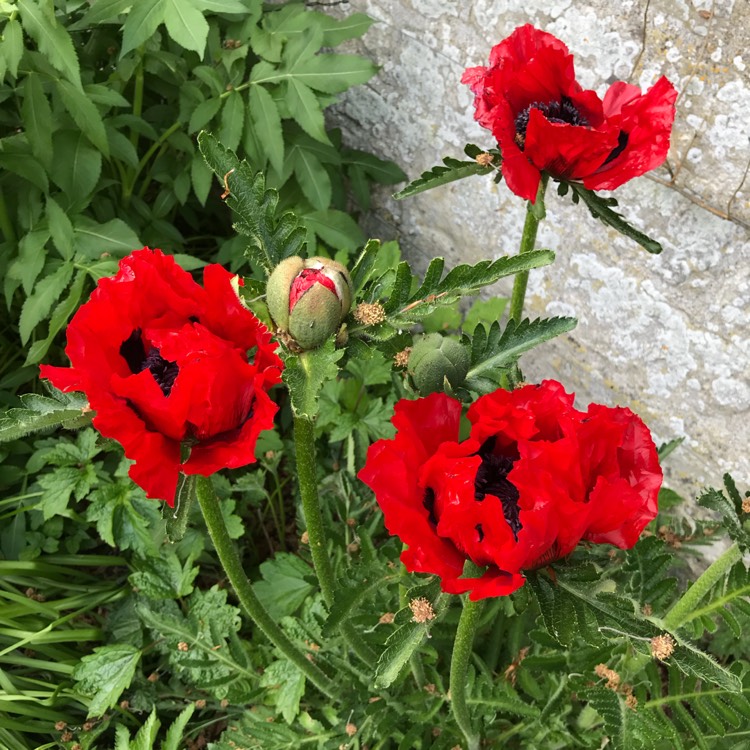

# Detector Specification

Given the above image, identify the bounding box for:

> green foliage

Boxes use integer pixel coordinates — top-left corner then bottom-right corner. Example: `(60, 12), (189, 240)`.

(463, 316), (578, 393)
(282, 342), (345, 419)
(698, 475), (750, 552)
(73, 644), (142, 717)
(0, 385), (91, 442)
(110, 706), (196, 750)
(0, 0), (402, 371)
(393, 144), (499, 200)
(565, 183), (663, 254)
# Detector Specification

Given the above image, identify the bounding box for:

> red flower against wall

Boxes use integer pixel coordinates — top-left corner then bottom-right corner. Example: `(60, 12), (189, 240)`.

(358, 381), (662, 600)
(41, 249), (283, 505)
(462, 25), (677, 202)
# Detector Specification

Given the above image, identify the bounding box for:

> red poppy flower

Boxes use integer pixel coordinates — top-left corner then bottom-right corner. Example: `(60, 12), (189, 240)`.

(462, 25), (677, 202)
(358, 381), (662, 600)
(40, 248), (283, 505)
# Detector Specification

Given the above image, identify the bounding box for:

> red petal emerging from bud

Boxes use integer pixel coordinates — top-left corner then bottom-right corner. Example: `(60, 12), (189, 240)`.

(289, 268), (338, 311)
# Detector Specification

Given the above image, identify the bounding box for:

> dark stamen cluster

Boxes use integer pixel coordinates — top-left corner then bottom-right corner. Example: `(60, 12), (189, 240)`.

(423, 487), (438, 526)
(474, 438), (522, 540)
(514, 97), (589, 149)
(120, 328), (179, 397)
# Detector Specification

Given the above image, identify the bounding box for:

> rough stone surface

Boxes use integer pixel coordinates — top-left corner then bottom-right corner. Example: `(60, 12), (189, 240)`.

(329, 0), (750, 498)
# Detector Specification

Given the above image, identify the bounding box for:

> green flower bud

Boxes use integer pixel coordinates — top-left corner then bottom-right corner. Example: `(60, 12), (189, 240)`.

(408, 333), (470, 395)
(266, 256), (353, 350)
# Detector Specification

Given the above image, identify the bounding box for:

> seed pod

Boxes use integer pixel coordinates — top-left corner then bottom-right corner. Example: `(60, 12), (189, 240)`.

(408, 333), (470, 395)
(266, 256), (353, 350)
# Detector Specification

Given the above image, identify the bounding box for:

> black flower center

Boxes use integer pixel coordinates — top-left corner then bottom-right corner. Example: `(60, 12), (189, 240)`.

(514, 97), (589, 149)
(120, 328), (179, 397)
(474, 437), (522, 541)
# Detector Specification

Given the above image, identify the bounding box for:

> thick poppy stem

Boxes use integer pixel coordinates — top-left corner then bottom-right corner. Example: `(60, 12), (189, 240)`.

(450, 592), (485, 750)
(509, 175), (549, 323)
(195, 475), (338, 700)
(294, 415), (379, 666)
(663, 541), (742, 631)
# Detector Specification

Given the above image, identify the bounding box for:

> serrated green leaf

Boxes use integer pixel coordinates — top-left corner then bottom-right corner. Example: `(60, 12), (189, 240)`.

(190, 152), (213, 205)
(16, 229), (50, 295)
(46, 197), (75, 260)
(3, 19), (23, 78)
(19, 263), (75, 344)
(129, 550), (199, 599)
(282, 342), (344, 419)
(374, 593), (448, 689)
(570, 183), (663, 254)
(254, 553), (316, 619)
(248, 84), (284, 175)
(161, 704), (196, 750)
(219, 91), (245, 152)
(0, 387), (91, 443)
(284, 78), (330, 144)
(302, 208), (363, 251)
(292, 148), (331, 211)
(344, 148), (407, 184)
(50, 130), (102, 198)
(320, 12), (373, 45)
(22, 72), (53, 168)
(69, 0), (133, 29)
(198, 132), (305, 270)
(260, 660), (306, 724)
(464, 316), (577, 390)
(73, 644), (141, 718)
(121, 0), (166, 58)
(188, 97), (222, 134)
(17, 0), (81, 87)
(132, 710), (159, 750)
(350, 238), (381, 293)
(73, 216), (141, 257)
(163, 0), (208, 54)
(290, 53), (377, 94)
(56, 79), (110, 157)
(394, 154), (496, 200)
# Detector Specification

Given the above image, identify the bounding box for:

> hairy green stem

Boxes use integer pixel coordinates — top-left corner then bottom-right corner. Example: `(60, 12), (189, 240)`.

(294, 415), (378, 665)
(450, 589), (485, 750)
(663, 541), (742, 631)
(195, 476), (338, 699)
(509, 175), (548, 322)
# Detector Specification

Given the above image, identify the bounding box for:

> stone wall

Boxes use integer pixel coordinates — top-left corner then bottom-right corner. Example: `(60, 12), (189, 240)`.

(330, 0), (750, 497)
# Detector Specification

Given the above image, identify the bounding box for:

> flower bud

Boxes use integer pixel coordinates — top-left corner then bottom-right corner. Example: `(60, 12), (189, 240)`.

(266, 256), (353, 349)
(407, 333), (469, 395)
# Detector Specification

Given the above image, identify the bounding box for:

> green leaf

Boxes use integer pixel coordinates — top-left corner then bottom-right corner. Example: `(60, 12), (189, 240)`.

(320, 12), (374, 46)
(260, 661), (306, 724)
(46, 197), (75, 260)
(669, 638), (742, 693)
(303, 209), (364, 251)
(254, 553), (316, 619)
(198, 132), (305, 271)
(698, 477), (750, 551)
(219, 91), (245, 152)
(394, 154), (496, 200)
(56, 79), (110, 157)
(570, 184), (663, 254)
(282, 342), (344, 419)
(25, 270), (86, 365)
(292, 149), (331, 211)
(19, 263), (75, 344)
(344, 148), (407, 184)
(284, 78), (330, 144)
(374, 591), (448, 689)
(3, 19), (23, 78)
(350, 238), (381, 293)
(188, 97), (222, 134)
(464, 316), (577, 391)
(248, 85), (284, 175)
(16, 229), (50, 294)
(69, 0), (133, 29)
(73, 216), (141, 257)
(17, 0), (81, 87)
(22, 72), (53, 168)
(73, 644), (141, 718)
(290, 53), (377, 94)
(190, 152), (213, 205)
(129, 550), (199, 599)
(161, 705), (196, 750)
(121, 0), (166, 58)
(49, 130), (102, 198)
(163, 0), (208, 54)
(0, 387), (90, 443)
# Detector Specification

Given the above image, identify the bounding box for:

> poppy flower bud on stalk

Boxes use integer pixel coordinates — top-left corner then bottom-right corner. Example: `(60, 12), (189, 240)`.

(408, 333), (470, 395)
(267, 256), (353, 350)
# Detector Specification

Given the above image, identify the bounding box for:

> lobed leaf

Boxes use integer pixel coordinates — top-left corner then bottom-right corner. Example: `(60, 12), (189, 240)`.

(0, 386), (90, 443)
